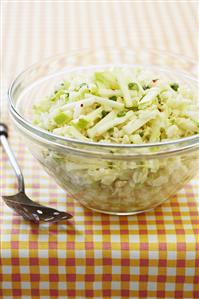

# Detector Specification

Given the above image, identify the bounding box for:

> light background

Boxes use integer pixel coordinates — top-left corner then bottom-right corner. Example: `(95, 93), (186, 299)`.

(2, 0), (198, 89)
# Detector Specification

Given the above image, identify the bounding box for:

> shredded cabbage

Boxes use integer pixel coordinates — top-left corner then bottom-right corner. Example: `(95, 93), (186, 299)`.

(33, 66), (199, 142)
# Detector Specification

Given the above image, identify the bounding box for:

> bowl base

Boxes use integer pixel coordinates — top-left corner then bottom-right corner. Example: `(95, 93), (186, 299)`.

(78, 197), (170, 216)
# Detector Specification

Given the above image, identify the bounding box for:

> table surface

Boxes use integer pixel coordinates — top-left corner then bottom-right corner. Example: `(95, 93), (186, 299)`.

(1, 1), (199, 299)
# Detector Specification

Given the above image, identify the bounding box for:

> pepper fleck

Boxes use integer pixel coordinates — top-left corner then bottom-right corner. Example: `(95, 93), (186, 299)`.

(152, 79), (159, 83)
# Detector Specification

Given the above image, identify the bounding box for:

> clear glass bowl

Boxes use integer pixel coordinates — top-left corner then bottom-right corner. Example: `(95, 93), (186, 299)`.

(8, 48), (199, 215)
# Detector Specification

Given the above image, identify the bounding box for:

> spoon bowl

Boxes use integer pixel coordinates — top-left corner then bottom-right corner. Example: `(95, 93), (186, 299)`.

(0, 123), (73, 223)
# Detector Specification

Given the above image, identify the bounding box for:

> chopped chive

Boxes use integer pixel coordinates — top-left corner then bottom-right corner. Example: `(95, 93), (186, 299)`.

(109, 95), (117, 101)
(139, 132), (144, 137)
(142, 85), (151, 90)
(101, 110), (109, 118)
(128, 82), (139, 91)
(108, 128), (114, 133)
(117, 111), (126, 117)
(50, 96), (56, 102)
(170, 83), (179, 92)
(157, 95), (161, 104)
(129, 106), (138, 111)
(76, 118), (89, 129)
(79, 83), (88, 89)
(54, 112), (71, 125)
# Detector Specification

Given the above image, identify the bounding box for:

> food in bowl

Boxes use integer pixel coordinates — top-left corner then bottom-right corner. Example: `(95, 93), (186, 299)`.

(33, 66), (199, 142)
(31, 66), (199, 213)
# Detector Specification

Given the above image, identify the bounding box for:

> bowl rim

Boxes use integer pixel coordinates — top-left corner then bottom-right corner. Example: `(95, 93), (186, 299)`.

(8, 47), (199, 151)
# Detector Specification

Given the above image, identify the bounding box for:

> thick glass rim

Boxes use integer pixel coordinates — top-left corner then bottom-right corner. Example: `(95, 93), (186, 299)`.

(8, 47), (199, 150)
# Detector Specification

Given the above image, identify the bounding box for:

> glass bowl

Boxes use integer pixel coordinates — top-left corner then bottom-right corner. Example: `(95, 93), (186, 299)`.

(8, 48), (199, 215)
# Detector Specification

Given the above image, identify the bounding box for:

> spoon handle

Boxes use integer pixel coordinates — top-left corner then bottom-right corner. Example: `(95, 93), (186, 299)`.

(0, 123), (25, 193)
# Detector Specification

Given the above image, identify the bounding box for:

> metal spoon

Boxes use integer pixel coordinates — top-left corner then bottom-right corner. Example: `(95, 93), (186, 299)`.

(0, 123), (73, 223)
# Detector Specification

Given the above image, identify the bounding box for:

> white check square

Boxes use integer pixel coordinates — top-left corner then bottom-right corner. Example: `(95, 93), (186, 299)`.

(2, 266), (12, 274)
(165, 283), (175, 291)
(130, 266), (139, 275)
(184, 283), (193, 291)
(40, 266), (49, 274)
(3, 281), (12, 289)
(148, 267), (158, 276)
(166, 267), (176, 276)
(76, 282), (85, 290)
(111, 281), (121, 289)
(185, 268), (195, 276)
(21, 282), (31, 289)
(93, 282), (102, 290)
(20, 266), (29, 273)
(148, 282), (157, 291)
(76, 266), (86, 275)
(148, 251), (159, 259)
(112, 266), (121, 274)
(39, 282), (50, 289)
(58, 282), (67, 290)
(129, 281), (139, 290)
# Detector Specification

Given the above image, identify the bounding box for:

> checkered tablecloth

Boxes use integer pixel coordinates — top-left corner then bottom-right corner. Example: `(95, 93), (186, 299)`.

(1, 1), (199, 298)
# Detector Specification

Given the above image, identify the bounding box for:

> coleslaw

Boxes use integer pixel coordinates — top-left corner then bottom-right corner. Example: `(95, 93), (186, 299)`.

(33, 66), (199, 143)
(32, 66), (199, 213)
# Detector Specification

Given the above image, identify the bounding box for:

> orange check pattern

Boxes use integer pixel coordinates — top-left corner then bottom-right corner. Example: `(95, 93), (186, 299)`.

(1, 1), (199, 298)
